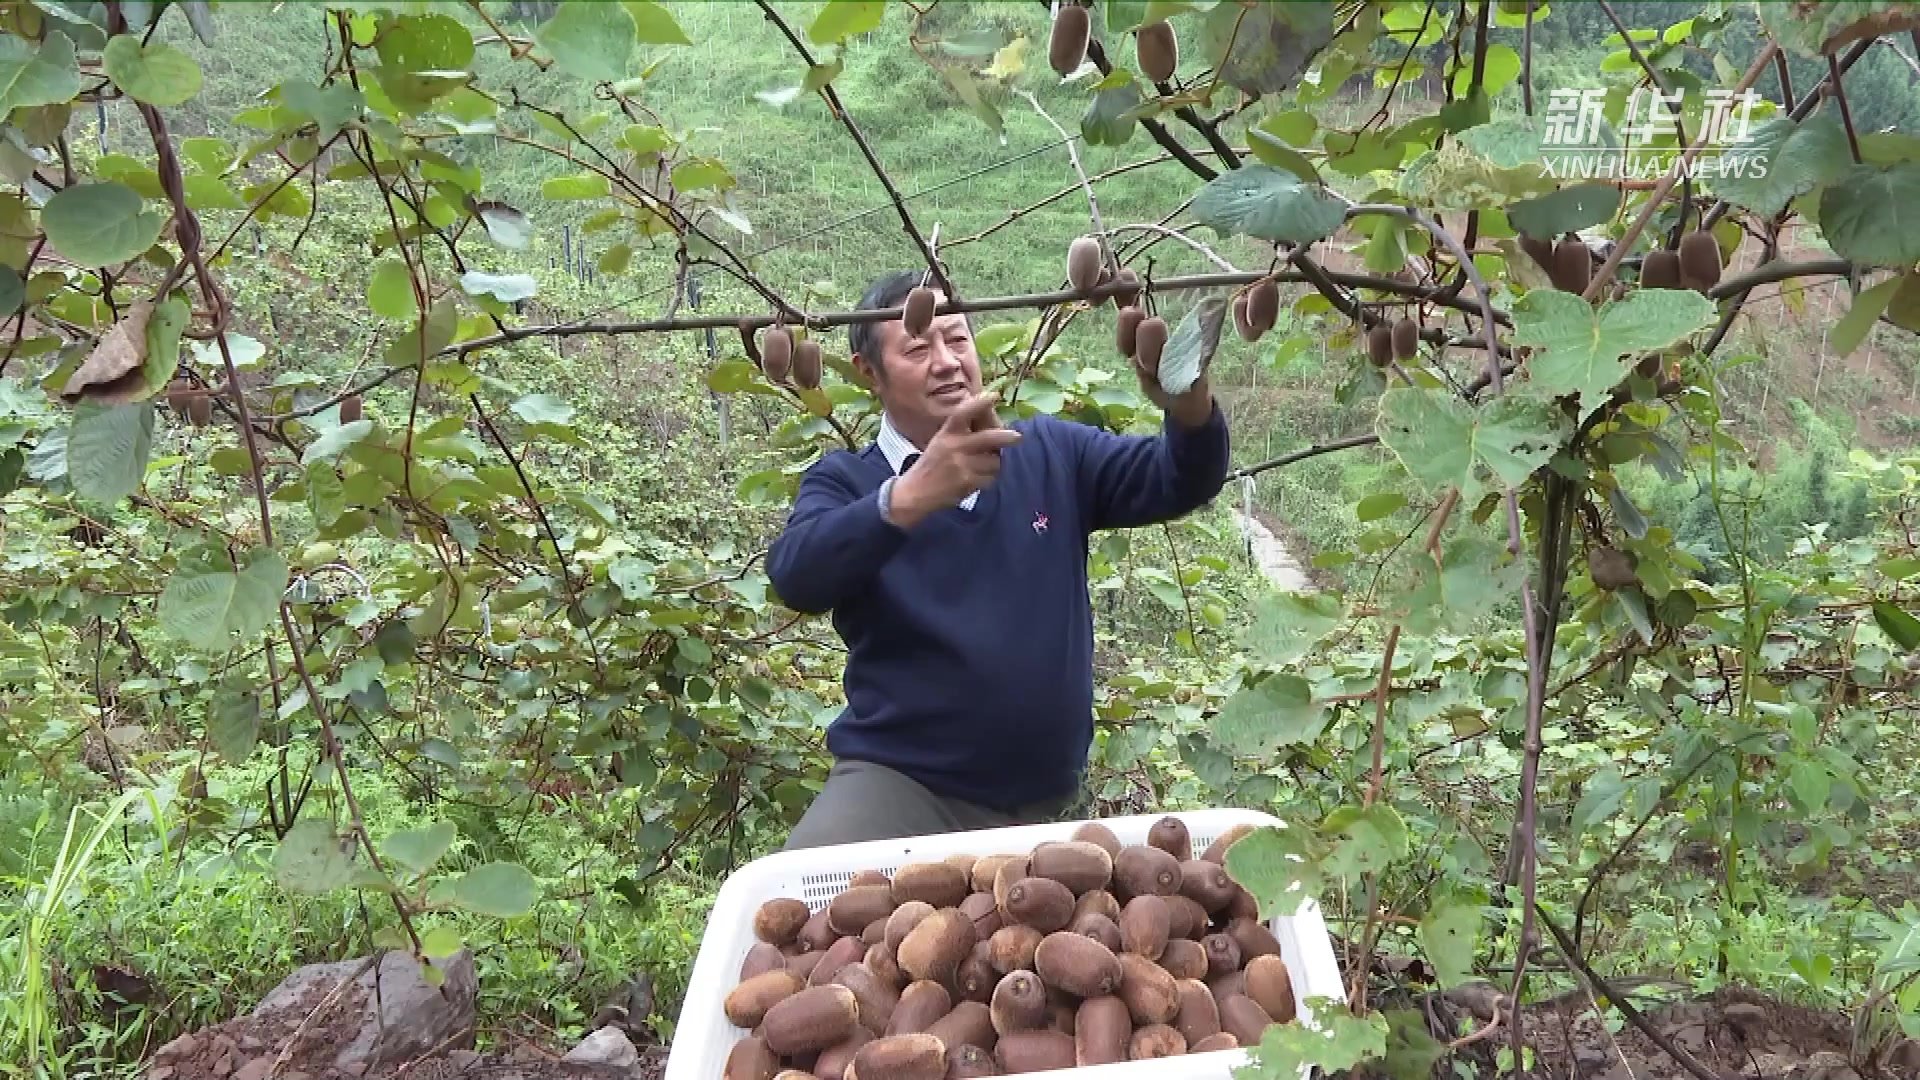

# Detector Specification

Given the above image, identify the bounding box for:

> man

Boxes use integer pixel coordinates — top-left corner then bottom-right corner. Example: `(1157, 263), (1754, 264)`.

(765, 270), (1230, 850)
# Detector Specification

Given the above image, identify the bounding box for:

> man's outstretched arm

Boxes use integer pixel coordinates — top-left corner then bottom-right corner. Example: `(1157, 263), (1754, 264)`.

(765, 463), (908, 615)
(1069, 398), (1231, 532)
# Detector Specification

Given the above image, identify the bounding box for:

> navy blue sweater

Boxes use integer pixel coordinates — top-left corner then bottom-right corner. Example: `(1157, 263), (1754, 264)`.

(766, 403), (1231, 811)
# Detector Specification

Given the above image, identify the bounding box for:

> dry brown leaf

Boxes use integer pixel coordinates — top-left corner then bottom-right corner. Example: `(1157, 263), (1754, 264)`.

(62, 300), (155, 405)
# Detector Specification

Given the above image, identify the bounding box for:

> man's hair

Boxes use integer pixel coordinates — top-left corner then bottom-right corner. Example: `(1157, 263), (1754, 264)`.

(848, 270), (969, 380)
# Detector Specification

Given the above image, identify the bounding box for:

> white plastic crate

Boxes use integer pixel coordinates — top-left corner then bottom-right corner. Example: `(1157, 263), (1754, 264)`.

(663, 808), (1345, 1080)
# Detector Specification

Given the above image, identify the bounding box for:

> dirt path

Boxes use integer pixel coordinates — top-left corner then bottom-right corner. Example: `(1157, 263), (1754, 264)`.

(1229, 476), (1314, 593)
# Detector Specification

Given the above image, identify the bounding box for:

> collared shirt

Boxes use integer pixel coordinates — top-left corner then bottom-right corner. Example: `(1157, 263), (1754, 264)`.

(877, 412), (979, 511)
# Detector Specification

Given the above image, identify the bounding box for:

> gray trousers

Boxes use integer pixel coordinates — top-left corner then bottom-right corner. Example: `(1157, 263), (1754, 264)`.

(781, 759), (1080, 851)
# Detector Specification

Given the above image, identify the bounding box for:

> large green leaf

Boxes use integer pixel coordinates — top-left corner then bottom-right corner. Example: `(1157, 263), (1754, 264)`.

(1213, 673), (1327, 756)
(1507, 183), (1621, 238)
(102, 34), (202, 106)
(302, 419), (374, 466)
(1510, 287), (1716, 421)
(1081, 72), (1143, 148)
(280, 78), (363, 141)
(1418, 896), (1484, 990)
(1759, 1), (1920, 57)
(0, 30), (81, 120)
(1873, 601), (1920, 651)
(40, 182), (168, 267)
(809, 0), (885, 43)
(445, 861), (539, 917)
(1817, 163), (1920, 268)
(1247, 1005), (1390, 1078)
(1832, 275), (1900, 357)
(1224, 824), (1323, 918)
(538, 1), (635, 82)
(1712, 105), (1852, 218)
(273, 819), (357, 895)
(459, 270), (537, 303)
(1189, 165), (1346, 246)
(66, 401), (154, 503)
(383, 821), (458, 876)
(1201, 0), (1334, 95)
(1243, 590), (1343, 667)
(158, 544), (289, 651)
(1157, 293), (1227, 397)
(1375, 387), (1569, 500)
(208, 679), (261, 763)
(1322, 802), (1410, 880)
(624, 1), (692, 44)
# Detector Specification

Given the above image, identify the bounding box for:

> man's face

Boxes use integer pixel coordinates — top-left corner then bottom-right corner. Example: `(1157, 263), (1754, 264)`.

(861, 293), (981, 435)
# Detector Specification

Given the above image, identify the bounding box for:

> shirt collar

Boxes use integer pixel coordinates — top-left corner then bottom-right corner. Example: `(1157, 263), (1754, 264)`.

(877, 412), (920, 476)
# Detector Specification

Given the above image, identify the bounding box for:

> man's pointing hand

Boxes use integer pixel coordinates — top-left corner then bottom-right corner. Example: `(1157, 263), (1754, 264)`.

(888, 393), (1021, 529)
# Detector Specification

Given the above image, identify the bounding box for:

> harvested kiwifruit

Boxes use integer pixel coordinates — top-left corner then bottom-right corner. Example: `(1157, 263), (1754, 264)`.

(1518, 233), (1556, 272)
(886, 902), (936, 955)
(1113, 845), (1182, 902)
(811, 936), (869, 987)
(1119, 895), (1170, 960)
(848, 1033), (946, 1080)
(903, 286), (937, 339)
(762, 325), (793, 383)
(1148, 817), (1192, 862)
(991, 858), (1030, 915)
(852, 870), (891, 888)
(1160, 938), (1208, 981)
(990, 970), (1049, 1035)
(1551, 237), (1592, 294)
(340, 393), (363, 424)
(1217, 994), (1275, 1049)
(866, 943), (905, 992)
(1110, 269), (1142, 309)
(944, 854), (978, 879)
(1244, 954), (1297, 1025)
(995, 1030), (1075, 1073)
(771, 1070), (816, 1080)
(1246, 277), (1279, 341)
(743, 942), (787, 981)
(1642, 249), (1681, 290)
(1224, 884), (1259, 924)
(1202, 825), (1254, 865)
(794, 339), (823, 390)
(835, 963), (901, 1033)
(1130, 1024), (1187, 1059)
(1047, 987), (1079, 1035)
(1073, 890), (1121, 925)
(925, 1000), (996, 1055)
(944, 1044), (997, 1078)
(899, 909), (977, 986)
(1202, 934), (1242, 980)
(959, 892), (1001, 940)
(892, 863), (970, 910)
(1174, 979), (1221, 1045)
(1191, 1032), (1239, 1053)
(1116, 305), (1144, 357)
(1164, 894), (1208, 942)
(1391, 316), (1419, 361)
(971, 855), (1022, 895)
(1134, 316), (1168, 376)
(1070, 912), (1122, 955)
(813, 1027), (873, 1080)
(1029, 841), (1112, 896)
(1178, 860), (1235, 915)
(1588, 546), (1637, 590)
(955, 943), (997, 1004)
(1034, 931), (1122, 998)
(886, 981), (954, 1037)
(726, 969), (805, 1029)
(762, 984), (863, 1057)
(1067, 235), (1103, 294)
(1366, 324), (1394, 368)
(1135, 19), (1177, 82)
(789, 952), (826, 982)
(1678, 228), (1721, 292)
(1206, 969), (1246, 1004)
(988, 924), (1043, 975)
(726, 1034), (781, 1080)
(188, 393), (213, 427)
(1005, 878), (1076, 934)
(1225, 917), (1281, 962)
(1075, 995), (1132, 1066)
(1117, 952), (1179, 1026)
(1049, 3), (1090, 76)
(863, 920), (889, 947)
(831, 886), (898, 938)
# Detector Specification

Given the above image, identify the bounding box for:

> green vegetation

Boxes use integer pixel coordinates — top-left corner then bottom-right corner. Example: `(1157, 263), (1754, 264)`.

(1, 2), (1918, 1079)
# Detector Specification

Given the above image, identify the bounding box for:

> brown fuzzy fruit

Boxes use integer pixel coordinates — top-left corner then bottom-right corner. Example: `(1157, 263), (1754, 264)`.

(1678, 229), (1721, 292)
(1589, 546), (1637, 590)
(1202, 825), (1254, 865)
(971, 855), (1022, 895)
(1110, 269), (1142, 309)
(1191, 1032), (1240, 1053)
(886, 902), (936, 955)
(1164, 894), (1208, 942)
(903, 286), (937, 339)
(762, 984), (863, 1057)
(1232, 290), (1254, 342)
(1244, 954), (1297, 1025)
(849, 1034), (947, 1080)
(1518, 233), (1556, 272)
(1119, 895), (1170, 961)
(1049, 3), (1090, 76)
(1005, 878), (1076, 934)
(1073, 890), (1121, 926)
(726, 969), (805, 1029)
(1075, 995), (1132, 1066)
(1116, 305), (1144, 358)
(1225, 918), (1281, 963)
(1391, 316), (1419, 361)
(988, 924), (1043, 975)
(865, 943), (905, 992)
(742, 942), (787, 982)
(1174, 979), (1221, 1045)
(1366, 324), (1394, 368)
(1178, 860), (1235, 915)
(995, 1031), (1076, 1073)
(1207, 969), (1246, 1004)
(1147, 817), (1192, 862)
(991, 857), (1030, 915)
(851, 870), (891, 888)
(943, 1043), (998, 1078)
(1202, 934), (1242, 980)
(1246, 277), (1279, 340)
(955, 942), (997, 1005)
(725, 1035), (781, 1080)
(899, 909), (977, 987)
(892, 863), (970, 910)
(762, 325), (793, 383)
(831, 885), (898, 938)
(1067, 236), (1103, 293)
(959, 892), (1001, 941)
(887, 980), (954, 1036)
(1642, 249), (1682, 290)
(1070, 912), (1123, 955)
(1028, 842), (1113, 896)
(1136, 19), (1177, 82)
(1134, 316), (1168, 376)
(926, 1001), (996, 1057)
(793, 339), (823, 390)
(863, 919), (889, 947)
(989, 970), (1049, 1035)
(811, 936), (869, 987)
(788, 952), (825, 982)
(1113, 845), (1182, 902)
(340, 394), (363, 424)
(1159, 938), (1208, 981)
(1117, 952), (1180, 1026)
(1217, 994), (1275, 1049)
(834, 962), (901, 1033)
(1034, 932), (1122, 998)
(813, 1028), (873, 1080)
(1551, 237), (1592, 294)
(1130, 1024), (1187, 1059)
(188, 393), (213, 427)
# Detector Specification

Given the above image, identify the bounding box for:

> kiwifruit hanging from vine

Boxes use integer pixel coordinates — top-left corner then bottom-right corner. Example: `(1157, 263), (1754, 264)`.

(1366, 323), (1394, 368)
(1390, 316), (1419, 361)
(164, 379), (192, 414)
(1518, 233), (1555, 272)
(1067, 235), (1103, 294)
(903, 285), (936, 338)
(1136, 19), (1177, 83)
(1642, 249), (1681, 290)
(1550, 237), (1592, 294)
(1677, 229), (1721, 292)
(1245, 277), (1279, 340)
(762, 324), (793, 383)
(1588, 546), (1638, 591)
(187, 393), (213, 427)
(1050, 3), (1091, 76)
(1134, 315), (1168, 376)
(1111, 267), (1142, 308)
(1117, 305), (1145, 357)
(793, 338), (823, 390)
(340, 394), (363, 424)
(1232, 291), (1255, 342)
(1635, 353), (1663, 379)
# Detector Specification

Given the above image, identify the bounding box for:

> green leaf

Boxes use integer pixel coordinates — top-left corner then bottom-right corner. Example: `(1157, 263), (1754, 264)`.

(1225, 825), (1323, 918)
(459, 270), (537, 303)
(1418, 897), (1483, 989)
(208, 679), (261, 763)
(0, 265), (20, 316)
(511, 393), (574, 425)
(1789, 761), (1831, 815)
(40, 182), (168, 267)
(474, 201), (531, 249)
(1375, 387), (1569, 500)
(1081, 74), (1143, 148)
(1818, 162), (1920, 268)
(1323, 802), (1410, 880)
(671, 158), (733, 192)
(1831, 275), (1899, 357)
(1247, 127), (1322, 183)
(273, 819), (357, 895)
(1872, 601), (1920, 651)
(66, 401), (154, 503)
(158, 544), (289, 651)
(1616, 586), (1655, 646)
(1449, 43), (1520, 97)
(624, 0), (692, 44)
(1214, 673), (1327, 756)
(1157, 293), (1227, 397)
(1507, 183), (1621, 238)
(537, 1), (635, 83)
(420, 925), (464, 959)
(302, 419), (373, 466)
(1509, 288), (1716, 421)
(384, 820), (457, 875)
(1189, 165), (1346, 246)
(0, 30), (81, 121)
(102, 34), (202, 106)
(1713, 105), (1852, 218)
(307, 462), (345, 528)
(367, 258), (416, 320)
(446, 861), (539, 918)
(1243, 590), (1342, 667)
(384, 297), (460, 369)
(1572, 767), (1628, 832)
(1249, 1002), (1390, 1076)
(1381, 1009), (1448, 1080)
(1356, 492), (1405, 521)
(543, 173), (612, 200)
(809, 0), (885, 43)
(1259, 109), (1317, 147)
(1202, 0), (1334, 95)
(280, 78), (363, 140)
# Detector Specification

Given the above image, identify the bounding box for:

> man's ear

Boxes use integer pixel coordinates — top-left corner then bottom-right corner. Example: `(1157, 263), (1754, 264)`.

(850, 350), (880, 389)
